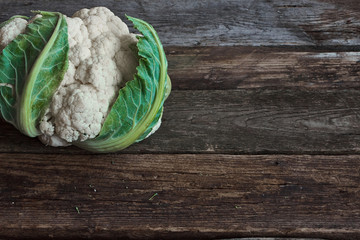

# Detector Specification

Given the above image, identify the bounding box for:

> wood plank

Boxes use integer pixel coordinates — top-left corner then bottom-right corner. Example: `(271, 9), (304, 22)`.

(2, 89), (360, 154)
(0, 154), (359, 239)
(0, 0), (360, 46)
(166, 46), (360, 90)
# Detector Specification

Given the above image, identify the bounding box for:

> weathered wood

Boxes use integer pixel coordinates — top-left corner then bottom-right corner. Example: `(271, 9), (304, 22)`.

(0, 154), (359, 239)
(0, 0), (360, 239)
(0, 0), (360, 46)
(2, 89), (360, 154)
(167, 46), (360, 90)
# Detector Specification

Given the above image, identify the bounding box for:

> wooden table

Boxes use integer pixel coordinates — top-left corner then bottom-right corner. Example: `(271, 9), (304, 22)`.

(0, 0), (360, 239)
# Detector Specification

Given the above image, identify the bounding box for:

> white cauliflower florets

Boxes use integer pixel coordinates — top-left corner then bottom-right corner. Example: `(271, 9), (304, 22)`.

(38, 7), (139, 146)
(0, 18), (27, 50)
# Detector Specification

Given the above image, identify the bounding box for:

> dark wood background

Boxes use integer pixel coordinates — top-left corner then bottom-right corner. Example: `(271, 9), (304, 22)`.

(0, 0), (360, 239)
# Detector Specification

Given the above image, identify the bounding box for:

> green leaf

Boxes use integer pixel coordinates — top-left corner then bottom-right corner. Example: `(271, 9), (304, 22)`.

(0, 15), (29, 29)
(0, 12), (68, 137)
(77, 16), (171, 152)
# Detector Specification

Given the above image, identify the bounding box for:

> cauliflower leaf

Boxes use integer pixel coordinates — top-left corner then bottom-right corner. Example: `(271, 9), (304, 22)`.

(77, 16), (171, 152)
(0, 12), (68, 137)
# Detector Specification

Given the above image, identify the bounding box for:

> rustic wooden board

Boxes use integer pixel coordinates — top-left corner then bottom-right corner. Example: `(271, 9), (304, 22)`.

(0, 0), (360, 46)
(2, 88), (360, 154)
(167, 46), (360, 90)
(1, 0), (360, 239)
(0, 154), (359, 239)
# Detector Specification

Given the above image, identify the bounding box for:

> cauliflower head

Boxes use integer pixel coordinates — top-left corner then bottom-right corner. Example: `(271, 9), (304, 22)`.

(0, 7), (171, 152)
(39, 7), (139, 146)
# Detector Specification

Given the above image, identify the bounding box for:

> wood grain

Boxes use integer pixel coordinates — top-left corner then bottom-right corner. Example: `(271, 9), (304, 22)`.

(2, 89), (360, 154)
(0, 0), (360, 239)
(167, 46), (360, 90)
(0, 154), (359, 239)
(0, 0), (360, 46)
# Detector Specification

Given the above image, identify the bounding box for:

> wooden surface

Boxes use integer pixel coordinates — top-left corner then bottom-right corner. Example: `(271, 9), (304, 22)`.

(1, 154), (359, 239)
(1, 0), (360, 239)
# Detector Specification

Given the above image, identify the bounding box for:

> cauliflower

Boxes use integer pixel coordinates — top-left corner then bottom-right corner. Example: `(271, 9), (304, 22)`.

(1, 7), (139, 146)
(38, 7), (139, 146)
(0, 17), (27, 50)
(0, 7), (171, 153)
